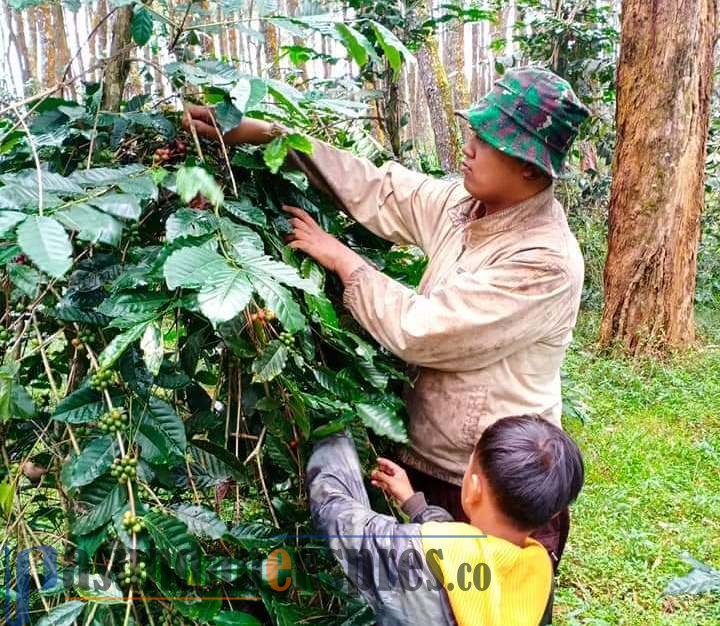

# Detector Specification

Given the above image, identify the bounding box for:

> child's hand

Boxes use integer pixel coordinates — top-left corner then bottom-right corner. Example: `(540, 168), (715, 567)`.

(371, 458), (415, 506)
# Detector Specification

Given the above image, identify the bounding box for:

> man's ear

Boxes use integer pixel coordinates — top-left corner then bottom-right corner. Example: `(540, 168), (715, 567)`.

(522, 163), (543, 181)
(465, 471), (483, 505)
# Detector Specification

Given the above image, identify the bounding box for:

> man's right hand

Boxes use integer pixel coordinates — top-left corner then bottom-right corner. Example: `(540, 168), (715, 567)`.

(182, 104), (222, 142)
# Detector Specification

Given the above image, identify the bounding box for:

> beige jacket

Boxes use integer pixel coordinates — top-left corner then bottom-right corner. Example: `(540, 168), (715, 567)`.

(289, 140), (584, 485)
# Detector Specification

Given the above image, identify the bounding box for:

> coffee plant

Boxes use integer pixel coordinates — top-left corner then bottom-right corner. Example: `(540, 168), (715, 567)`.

(0, 56), (423, 625)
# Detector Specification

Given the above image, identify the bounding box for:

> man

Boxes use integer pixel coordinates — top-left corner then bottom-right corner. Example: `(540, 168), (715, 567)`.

(184, 67), (589, 569)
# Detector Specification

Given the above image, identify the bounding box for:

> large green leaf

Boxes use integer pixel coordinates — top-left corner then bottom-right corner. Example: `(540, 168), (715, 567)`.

(144, 511), (203, 584)
(176, 166), (224, 208)
(172, 504), (227, 540)
(166, 208), (218, 241)
(16, 215), (72, 278)
(370, 21), (413, 77)
(223, 198), (266, 227)
(97, 321), (151, 370)
(240, 253), (320, 294)
(73, 478), (126, 535)
(52, 386), (107, 424)
(36, 600), (85, 626)
(197, 265), (253, 324)
(263, 137), (288, 174)
(98, 291), (168, 317)
(135, 396), (187, 462)
(251, 275), (306, 332)
(89, 193), (142, 221)
(63, 436), (117, 489)
(163, 245), (227, 289)
(131, 6), (153, 45)
(56, 204), (123, 245)
(8, 263), (42, 298)
(220, 218), (264, 257)
(335, 23), (378, 67)
(251, 340), (288, 383)
(69, 164), (144, 186)
(355, 402), (407, 443)
(0, 210), (26, 235)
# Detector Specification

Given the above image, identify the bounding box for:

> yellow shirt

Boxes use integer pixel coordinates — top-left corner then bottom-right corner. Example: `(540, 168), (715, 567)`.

(421, 521), (552, 626)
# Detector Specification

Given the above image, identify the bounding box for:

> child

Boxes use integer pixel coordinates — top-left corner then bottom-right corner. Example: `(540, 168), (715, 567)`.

(307, 415), (584, 626)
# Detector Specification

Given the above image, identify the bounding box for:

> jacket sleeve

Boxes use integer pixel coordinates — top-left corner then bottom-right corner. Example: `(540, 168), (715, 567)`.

(306, 434), (452, 622)
(342, 252), (575, 372)
(286, 139), (468, 255)
(401, 493), (455, 524)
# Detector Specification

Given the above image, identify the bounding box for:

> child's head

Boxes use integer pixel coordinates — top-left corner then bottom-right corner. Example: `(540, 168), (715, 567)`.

(461, 415), (584, 532)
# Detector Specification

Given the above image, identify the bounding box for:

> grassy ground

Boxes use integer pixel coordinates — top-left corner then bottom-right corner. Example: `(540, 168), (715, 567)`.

(555, 308), (720, 625)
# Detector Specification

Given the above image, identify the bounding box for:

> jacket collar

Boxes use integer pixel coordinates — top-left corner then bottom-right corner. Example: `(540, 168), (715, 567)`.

(460, 184), (556, 247)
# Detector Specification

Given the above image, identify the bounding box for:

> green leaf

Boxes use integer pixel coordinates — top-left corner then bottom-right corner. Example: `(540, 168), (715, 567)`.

(197, 265), (253, 324)
(69, 164), (144, 186)
(286, 133), (313, 154)
(166, 208), (219, 241)
(176, 166), (224, 208)
(35, 600), (85, 626)
(64, 436), (117, 489)
(16, 215), (72, 278)
(251, 275), (306, 332)
(163, 245), (227, 290)
(356, 402), (407, 443)
(131, 6), (153, 46)
(98, 321), (150, 370)
(229, 77), (267, 112)
(220, 218), (264, 257)
(224, 198), (266, 227)
(172, 504), (227, 540)
(213, 612), (262, 626)
(0, 210), (26, 235)
(98, 291), (168, 317)
(251, 340), (288, 383)
(227, 522), (282, 551)
(140, 322), (164, 376)
(370, 21), (413, 77)
(263, 136), (288, 174)
(52, 386), (106, 424)
(9, 263), (42, 298)
(144, 511), (203, 584)
(135, 396), (187, 462)
(240, 253), (320, 294)
(73, 478), (126, 535)
(56, 204), (123, 245)
(335, 23), (377, 67)
(0, 479), (13, 518)
(89, 193), (142, 221)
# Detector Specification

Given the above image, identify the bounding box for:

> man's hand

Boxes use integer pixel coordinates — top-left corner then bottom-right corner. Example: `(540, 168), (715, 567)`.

(371, 458), (415, 506)
(182, 104), (222, 141)
(283, 205), (367, 283)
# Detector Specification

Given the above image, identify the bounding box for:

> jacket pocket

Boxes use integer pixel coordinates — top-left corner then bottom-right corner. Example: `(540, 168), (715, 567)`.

(460, 386), (489, 449)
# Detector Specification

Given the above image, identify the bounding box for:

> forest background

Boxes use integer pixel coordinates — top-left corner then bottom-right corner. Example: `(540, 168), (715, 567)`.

(0, 0), (719, 625)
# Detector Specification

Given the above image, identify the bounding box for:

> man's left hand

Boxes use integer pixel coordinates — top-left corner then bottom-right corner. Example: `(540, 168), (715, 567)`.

(283, 205), (367, 283)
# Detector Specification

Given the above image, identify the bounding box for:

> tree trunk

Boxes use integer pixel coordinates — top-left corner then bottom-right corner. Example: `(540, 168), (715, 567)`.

(39, 4), (56, 86)
(414, 0), (462, 171)
(12, 8), (30, 86)
(52, 3), (74, 97)
(599, 0), (717, 354)
(447, 18), (469, 109)
(262, 21), (280, 79)
(102, 6), (134, 110)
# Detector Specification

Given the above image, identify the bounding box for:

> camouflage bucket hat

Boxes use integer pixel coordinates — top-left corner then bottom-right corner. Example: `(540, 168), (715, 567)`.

(457, 67), (590, 178)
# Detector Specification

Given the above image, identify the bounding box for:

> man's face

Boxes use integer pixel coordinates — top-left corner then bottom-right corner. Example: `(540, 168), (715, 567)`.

(461, 134), (528, 203)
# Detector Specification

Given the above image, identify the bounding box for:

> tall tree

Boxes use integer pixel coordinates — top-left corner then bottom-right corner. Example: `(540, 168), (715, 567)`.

(600, 0), (717, 354)
(414, 0), (462, 171)
(446, 17), (470, 111)
(102, 6), (134, 110)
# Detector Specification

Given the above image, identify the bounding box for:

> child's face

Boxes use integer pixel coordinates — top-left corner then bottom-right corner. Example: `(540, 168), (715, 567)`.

(460, 135), (531, 204)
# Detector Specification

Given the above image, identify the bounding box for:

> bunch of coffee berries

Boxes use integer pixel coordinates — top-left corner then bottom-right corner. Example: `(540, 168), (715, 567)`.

(120, 561), (147, 586)
(111, 456), (137, 483)
(122, 510), (145, 534)
(90, 369), (113, 390)
(71, 329), (96, 349)
(0, 328), (11, 345)
(124, 222), (141, 245)
(98, 408), (128, 434)
(250, 308), (276, 323)
(279, 331), (295, 347)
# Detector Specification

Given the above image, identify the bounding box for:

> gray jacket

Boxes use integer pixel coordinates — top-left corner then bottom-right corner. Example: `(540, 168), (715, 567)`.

(306, 434), (554, 625)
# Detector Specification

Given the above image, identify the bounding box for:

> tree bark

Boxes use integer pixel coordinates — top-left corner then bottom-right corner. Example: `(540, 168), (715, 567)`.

(414, 0), (462, 171)
(447, 18), (470, 110)
(102, 6), (134, 110)
(52, 3), (74, 97)
(11, 8), (30, 86)
(262, 21), (280, 79)
(39, 4), (55, 86)
(599, 0), (717, 354)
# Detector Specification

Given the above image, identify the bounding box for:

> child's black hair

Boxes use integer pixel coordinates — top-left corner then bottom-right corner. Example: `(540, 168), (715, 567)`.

(472, 415), (584, 531)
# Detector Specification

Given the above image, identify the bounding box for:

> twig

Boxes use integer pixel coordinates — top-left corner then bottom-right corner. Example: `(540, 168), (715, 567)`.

(209, 112), (238, 197)
(86, 78), (105, 170)
(62, 7), (119, 82)
(183, 102), (206, 163)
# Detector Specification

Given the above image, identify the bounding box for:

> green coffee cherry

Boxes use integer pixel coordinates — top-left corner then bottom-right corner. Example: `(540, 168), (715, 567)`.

(111, 455), (137, 482)
(279, 331), (294, 347)
(120, 561), (147, 586)
(98, 407), (128, 434)
(90, 369), (113, 390)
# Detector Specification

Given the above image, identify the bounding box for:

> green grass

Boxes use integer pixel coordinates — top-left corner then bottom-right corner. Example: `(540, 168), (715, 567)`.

(555, 309), (720, 625)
